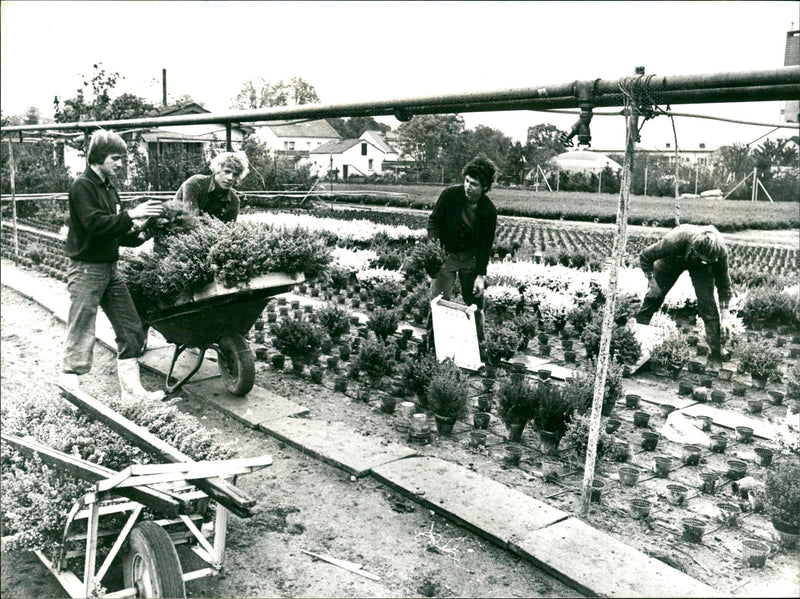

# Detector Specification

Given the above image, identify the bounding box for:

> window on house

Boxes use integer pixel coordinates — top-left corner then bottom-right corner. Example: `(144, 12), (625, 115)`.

(284, 141), (295, 151)
(368, 159), (374, 171)
(361, 142), (367, 156)
(665, 143), (671, 149)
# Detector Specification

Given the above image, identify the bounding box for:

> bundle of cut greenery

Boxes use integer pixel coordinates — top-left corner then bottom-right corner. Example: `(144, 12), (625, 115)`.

(122, 210), (332, 313)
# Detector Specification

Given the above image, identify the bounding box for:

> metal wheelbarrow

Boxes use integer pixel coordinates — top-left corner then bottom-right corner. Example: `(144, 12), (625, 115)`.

(141, 272), (304, 396)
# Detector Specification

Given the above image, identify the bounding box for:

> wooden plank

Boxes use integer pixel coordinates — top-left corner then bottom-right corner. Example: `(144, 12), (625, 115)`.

(1, 433), (186, 518)
(58, 385), (257, 518)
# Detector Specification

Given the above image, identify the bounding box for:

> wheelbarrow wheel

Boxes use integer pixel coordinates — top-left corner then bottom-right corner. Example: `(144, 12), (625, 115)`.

(217, 333), (255, 396)
(123, 521), (185, 598)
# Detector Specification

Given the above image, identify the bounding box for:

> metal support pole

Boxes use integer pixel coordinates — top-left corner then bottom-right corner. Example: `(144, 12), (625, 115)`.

(7, 139), (19, 260)
(580, 79), (638, 517)
(226, 123), (232, 152)
(751, 167), (758, 202)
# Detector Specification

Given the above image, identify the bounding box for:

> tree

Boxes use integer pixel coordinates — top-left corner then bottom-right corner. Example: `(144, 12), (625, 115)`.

(328, 116), (391, 139)
(108, 93), (156, 120)
(397, 114), (465, 173)
(230, 77), (320, 109)
(443, 125), (512, 183)
(526, 123), (567, 167)
(23, 107), (41, 125)
(714, 143), (753, 182)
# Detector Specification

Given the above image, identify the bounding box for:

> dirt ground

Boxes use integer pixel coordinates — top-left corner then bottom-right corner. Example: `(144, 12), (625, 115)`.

(0, 288), (574, 599)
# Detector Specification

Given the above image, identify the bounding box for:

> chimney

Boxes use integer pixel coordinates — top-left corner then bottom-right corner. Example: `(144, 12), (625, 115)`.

(162, 69), (167, 107)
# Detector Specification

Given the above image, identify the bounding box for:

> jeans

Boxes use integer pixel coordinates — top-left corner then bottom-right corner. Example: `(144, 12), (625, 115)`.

(636, 259), (722, 357)
(62, 259), (145, 374)
(427, 251), (486, 349)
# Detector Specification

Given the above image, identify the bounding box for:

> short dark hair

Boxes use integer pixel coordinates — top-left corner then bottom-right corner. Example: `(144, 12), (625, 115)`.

(462, 156), (497, 191)
(86, 130), (127, 165)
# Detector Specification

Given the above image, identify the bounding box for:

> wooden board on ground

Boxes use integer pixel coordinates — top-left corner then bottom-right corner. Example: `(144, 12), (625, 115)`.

(430, 295), (482, 371)
(628, 321), (668, 373)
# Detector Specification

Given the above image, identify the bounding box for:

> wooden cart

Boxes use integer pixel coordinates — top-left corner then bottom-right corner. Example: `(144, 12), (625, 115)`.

(2, 384), (272, 598)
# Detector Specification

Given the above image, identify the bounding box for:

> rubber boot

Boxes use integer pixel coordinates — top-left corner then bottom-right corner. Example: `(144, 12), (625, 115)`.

(705, 320), (723, 370)
(117, 358), (165, 402)
(58, 372), (80, 390)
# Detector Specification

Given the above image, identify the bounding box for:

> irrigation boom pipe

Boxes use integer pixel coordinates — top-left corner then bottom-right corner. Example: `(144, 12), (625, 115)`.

(2, 66), (797, 134)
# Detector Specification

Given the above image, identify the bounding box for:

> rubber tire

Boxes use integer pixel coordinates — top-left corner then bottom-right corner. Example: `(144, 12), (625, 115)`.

(123, 521), (185, 598)
(217, 333), (255, 396)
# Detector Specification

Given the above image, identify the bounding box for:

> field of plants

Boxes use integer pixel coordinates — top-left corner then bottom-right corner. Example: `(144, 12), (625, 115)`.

(322, 184), (800, 232)
(1, 200), (799, 595)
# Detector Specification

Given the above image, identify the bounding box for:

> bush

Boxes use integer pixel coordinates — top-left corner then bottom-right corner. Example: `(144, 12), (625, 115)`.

(400, 353), (439, 407)
(405, 238), (446, 280)
(495, 375), (537, 425)
(325, 265), (351, 291)
(650, 331), (692, 372)
(356, 335), (396, 378)
(737, 340), (784, 382)
(764, 461), (800, 529)
(738, 286), (799, 327)
(566, 301), (595, 332)
(580, 319), (642, 365)
(563, 413), (613, 459)
(142, 198), (197, 248)
(564, 359), (623, 415)
(509, 312), (538, 348)
(370, 279), (404, 310)
(484, 326), (521, 365)
(533, 381), (574, 440)
(271, 315), (325, 364)
(426, 359), (470, 420)
(367, 307), (400, 342)
(315, 302), (351, 339)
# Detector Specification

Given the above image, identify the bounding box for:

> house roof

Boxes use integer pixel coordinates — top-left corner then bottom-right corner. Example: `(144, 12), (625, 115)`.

(310, 139), (364, 154)
(157, 102), (210, 116)
(361, 131), (396, 154)
(262, 119), (341, 139)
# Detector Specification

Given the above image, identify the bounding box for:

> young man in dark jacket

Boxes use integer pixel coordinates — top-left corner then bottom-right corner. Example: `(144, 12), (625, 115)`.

(426, 156), (498, 354)
(636, 223), (733, 368)
(61, 130), (165, 401)
(173, 151), (249, 222)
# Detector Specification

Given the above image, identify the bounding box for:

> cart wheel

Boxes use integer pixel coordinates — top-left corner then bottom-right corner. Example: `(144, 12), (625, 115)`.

(217, 334), (255, 396)
(123, 521), (186, 598)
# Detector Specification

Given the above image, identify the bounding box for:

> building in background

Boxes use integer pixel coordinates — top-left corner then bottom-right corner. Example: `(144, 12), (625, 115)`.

(309, 138), (385, 180)
(255, 119), (341, 157)
(781, 29), (799, 123)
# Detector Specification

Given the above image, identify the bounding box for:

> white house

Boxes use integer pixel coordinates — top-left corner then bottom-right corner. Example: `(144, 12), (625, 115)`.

(255, 119), (341, 155)
(359, 130), (400, 160)
(309, 138), (385, 180)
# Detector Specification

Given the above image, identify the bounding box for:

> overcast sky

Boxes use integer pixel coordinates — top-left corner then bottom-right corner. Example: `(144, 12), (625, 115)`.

(1, 1), (798, 150)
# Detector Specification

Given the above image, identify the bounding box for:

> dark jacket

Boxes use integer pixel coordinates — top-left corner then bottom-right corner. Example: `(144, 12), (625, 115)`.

(427, 185), (497, 276)
(174, 174), (239, 222)
(64, 167), (143, 262)
(639, 224), (732, 308)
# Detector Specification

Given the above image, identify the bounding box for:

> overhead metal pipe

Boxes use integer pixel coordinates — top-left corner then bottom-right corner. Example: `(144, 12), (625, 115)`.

(2, 66), (798, 134)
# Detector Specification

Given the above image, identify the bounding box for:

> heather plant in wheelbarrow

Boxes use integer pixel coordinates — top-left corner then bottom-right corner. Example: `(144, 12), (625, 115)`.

(123, 217), (331, 305)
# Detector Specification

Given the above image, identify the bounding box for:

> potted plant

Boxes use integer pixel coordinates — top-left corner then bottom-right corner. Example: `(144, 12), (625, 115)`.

(510, 312), (538, 351)
(738, 340), (783, 388)
(649, 331), (692, 378)
(764, 461), (800, 548)
(562, 359), (624, 417)
(563, 413), (613, 460)
(533, 380), (574, 451)
(271, 315), (325, 374)
(315, 302), (352, 342)
(426, 359), (470, 435)
(405, 238), (446, 280)
(366, 307), (400, 342)
(399, 353), (439, 409)
(484, 326), (521, 367)
(355, 334), (396, 388)
(495, 376), (537, 441)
